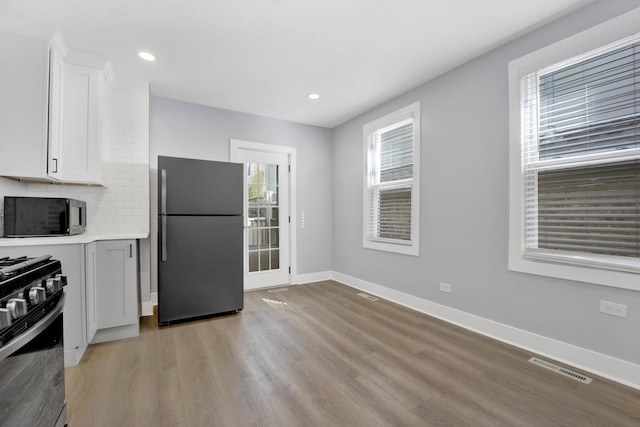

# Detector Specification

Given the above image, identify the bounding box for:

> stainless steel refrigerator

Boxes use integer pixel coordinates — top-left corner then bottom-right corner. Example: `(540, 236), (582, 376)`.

(157, 155), (244, 325)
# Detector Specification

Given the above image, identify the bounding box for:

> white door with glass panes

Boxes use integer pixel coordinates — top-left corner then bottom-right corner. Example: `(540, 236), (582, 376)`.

(233, 149), (290, 289)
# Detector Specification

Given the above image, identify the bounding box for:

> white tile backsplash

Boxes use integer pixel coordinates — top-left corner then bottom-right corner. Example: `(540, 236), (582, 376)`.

(0, 79), (150, 237)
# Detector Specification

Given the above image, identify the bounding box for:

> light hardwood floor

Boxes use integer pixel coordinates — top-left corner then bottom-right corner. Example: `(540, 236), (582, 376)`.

(65, 281), (640, 426)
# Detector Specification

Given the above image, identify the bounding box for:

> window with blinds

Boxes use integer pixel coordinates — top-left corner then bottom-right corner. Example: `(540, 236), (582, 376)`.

(520, 34), (640, 273)
(363, 103), (420, 256)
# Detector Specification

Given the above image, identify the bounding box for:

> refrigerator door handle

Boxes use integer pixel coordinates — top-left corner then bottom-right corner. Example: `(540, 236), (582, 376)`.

(161, 169), (167, 214)
(160, 168), (168, 261)
(161, 214), (167, 262)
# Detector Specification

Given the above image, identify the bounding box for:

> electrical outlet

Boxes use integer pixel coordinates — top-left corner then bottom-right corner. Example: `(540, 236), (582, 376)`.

(599, 300), (627, 318)
(439, 282), (452, 293)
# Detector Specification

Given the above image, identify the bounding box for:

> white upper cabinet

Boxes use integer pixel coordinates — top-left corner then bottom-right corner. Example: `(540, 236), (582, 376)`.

(60, 62), (106, 184)
(48, 37), (65, 180)
(0, 29), (108, 185)
(0, 31), (51, 181)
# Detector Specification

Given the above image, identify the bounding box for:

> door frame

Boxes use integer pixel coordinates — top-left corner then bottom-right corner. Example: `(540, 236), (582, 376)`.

(230, 139), (297, 289)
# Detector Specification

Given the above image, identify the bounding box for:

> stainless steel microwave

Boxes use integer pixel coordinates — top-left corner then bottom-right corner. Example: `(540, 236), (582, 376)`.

(3, 197), (86, 237)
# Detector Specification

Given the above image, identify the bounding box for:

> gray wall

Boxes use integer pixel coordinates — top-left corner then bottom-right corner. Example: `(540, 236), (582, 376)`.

(148, 96), (334, 293)
(331, 0), (640, 365)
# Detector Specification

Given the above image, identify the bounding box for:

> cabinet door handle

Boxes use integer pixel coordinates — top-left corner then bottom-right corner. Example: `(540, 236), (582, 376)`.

(129, 244), (132, 258)
(52, 158), (58, 173)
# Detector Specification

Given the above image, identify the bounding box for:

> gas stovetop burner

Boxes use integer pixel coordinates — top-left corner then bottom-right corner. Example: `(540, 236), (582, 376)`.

(0, 256), (28, 266)
(0, 255), (66, 348)
(0, 255), (54, 281)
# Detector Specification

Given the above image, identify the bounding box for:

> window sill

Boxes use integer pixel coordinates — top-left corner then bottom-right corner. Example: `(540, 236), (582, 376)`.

(363, 239), (419, 256)
(508, 251), (640, 292)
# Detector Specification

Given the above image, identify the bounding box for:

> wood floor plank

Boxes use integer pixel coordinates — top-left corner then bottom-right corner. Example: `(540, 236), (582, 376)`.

(65, 281), (640, 426)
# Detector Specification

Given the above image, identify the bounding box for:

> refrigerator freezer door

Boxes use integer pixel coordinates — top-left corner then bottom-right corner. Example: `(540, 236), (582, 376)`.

(158, 156), (243, 215)
(158, 215), (243, 325)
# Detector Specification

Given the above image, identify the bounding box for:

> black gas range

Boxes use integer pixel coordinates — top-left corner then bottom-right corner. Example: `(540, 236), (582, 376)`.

(0, 255), (67, 427)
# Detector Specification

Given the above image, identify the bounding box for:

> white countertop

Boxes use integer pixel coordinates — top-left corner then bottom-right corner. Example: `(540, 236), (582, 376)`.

(0, 231), (149, 247)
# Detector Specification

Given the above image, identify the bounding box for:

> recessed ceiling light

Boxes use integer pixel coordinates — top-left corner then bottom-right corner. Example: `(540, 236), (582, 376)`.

(307, 93), (320, 100)
(138, 51), (156, 61)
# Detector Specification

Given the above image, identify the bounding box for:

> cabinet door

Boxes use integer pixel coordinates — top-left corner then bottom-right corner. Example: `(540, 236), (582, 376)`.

(96, 240), (138, 329)
(47, 41), (65, 180)
(85, 242), (98, 342)
(61, 63), (105, 184)
(0, 31), (49, 180)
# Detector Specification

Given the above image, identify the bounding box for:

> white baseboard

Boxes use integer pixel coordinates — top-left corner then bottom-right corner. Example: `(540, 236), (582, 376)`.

(64, 342), (87, 368)
(331, 271), (640, 391)
(295, 271), (332, 284)
(141, 300), (154, 317)
(90, 323), (140, 344)
(150, 291), (158, 306)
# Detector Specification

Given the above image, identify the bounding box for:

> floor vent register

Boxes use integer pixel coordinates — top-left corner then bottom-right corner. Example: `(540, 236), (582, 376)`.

(357, 292), (378, 302)
(528, 357), (593, 384)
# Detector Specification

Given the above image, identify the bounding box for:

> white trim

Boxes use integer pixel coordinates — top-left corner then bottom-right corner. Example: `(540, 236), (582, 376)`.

(50, 31), (69, 56)
(229, 139), (297, 288)
(362, 102), (421, 256)
(64, 342), (87, 367)
(64, 50), (111, 70)
(141, 300), (154, 316)
(331, 271), (640, 391)
(295, 271), (332, 284)
(90, 323), (139, 344)
(510, 7), (640, 79)
(150, 291), (158, 306)
(508, 7), (640, 291)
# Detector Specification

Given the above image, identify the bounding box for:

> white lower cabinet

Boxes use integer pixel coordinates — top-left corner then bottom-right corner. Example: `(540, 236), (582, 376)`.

(84, 242), (98, 343)
(87, 239), (139, 344)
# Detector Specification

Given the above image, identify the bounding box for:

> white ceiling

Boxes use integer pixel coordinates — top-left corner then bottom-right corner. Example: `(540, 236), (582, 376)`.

(1, 0), (592, 128)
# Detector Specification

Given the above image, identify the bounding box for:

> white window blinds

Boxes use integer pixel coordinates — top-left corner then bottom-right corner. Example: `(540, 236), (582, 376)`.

(367, 119), (414, 242)
(521, 35), (640, 272)
(363, 102), (420, 255)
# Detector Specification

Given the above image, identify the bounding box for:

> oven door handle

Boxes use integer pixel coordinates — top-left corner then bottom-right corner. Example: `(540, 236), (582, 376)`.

(0, 293), (65, 362)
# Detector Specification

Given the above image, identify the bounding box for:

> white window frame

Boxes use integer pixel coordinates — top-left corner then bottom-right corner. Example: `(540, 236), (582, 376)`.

(508, 7), (640, 291)
(363, 102), (420, 256)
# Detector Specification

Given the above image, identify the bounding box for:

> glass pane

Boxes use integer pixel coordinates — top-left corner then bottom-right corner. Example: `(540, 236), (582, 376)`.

(377, 187), (412, 241)
(260, 228), (270, 249)
(248, 185), (260, 205)
(258, 208), (267, 226)
(536, 161), (640, 258)
(268, 185), (279, 205)
(270, 208), (279, 226)
(264, 164), (279, 186)
(248, 229), (259, 250)
(249, 251), (259, 272)
(538, 41), (640, 160)
(253, 186), (259, 204)
(270, 228), (279, 248)
(379, 121), (413, 182)
(248, 163), (264, 185)
(259, 251), (269, 271)
(271, 250), (280, 269)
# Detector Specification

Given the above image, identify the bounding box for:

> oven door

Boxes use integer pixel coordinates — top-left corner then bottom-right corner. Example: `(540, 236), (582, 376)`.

(0, 295), (66, 427)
